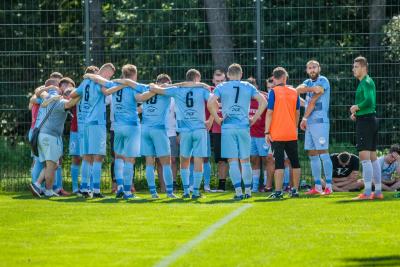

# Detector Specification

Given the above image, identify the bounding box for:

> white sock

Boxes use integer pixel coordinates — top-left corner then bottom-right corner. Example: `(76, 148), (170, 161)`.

(235, 187), (243, 196)
(263, 170), (267, 186)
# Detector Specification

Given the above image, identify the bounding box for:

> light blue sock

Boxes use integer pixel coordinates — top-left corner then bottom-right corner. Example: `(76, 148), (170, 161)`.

(70, 164), (80, 193)
(53, 166), (62, 191)
(229, 161), (243, 196)
(362, 160), (373, 196)
(145, 165), (157, 194)
(180, 168), (190, 195)
(193, 171), (203, 196)
(31, 157), (43, 184)
(320, 153), (333, 189)
(92, 162), (102, 193)
(203, 161), (211, 187)
(252, 169), (260, 191)
(163, 164), (174, 194)
(123, 162), (134, 193)
(372, 159), (382, 194)
(189, 163), (194, 187)
(89, 164), (94, 191)
(114, 158), (124, 190)
(241, 162), (252, 193)
(310, 155), (322, 190)
(80, 160), (90, 191)
(283, 166), (290, 187)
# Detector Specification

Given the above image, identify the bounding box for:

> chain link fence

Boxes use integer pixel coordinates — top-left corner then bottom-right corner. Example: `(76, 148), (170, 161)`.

(1, 0), (399, 191)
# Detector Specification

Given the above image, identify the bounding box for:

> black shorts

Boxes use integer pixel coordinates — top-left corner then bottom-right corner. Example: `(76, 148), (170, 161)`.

(356, 114), (378, 151)
(271, 140), (300, 169)
(211, 132), (227, 163)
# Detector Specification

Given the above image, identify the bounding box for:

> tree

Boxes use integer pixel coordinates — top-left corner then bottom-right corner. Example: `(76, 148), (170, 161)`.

(204, 0), (234, 70)
(369, 0), (386, 48)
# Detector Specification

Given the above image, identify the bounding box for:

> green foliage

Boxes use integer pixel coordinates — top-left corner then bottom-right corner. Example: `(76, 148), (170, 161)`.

(383, 15), (400, 61)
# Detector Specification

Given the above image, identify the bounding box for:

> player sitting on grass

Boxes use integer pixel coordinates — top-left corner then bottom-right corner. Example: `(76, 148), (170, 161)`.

(329, 152), (362, 192)
(208, 63), (267, 200)
(378, 144), (400, 191)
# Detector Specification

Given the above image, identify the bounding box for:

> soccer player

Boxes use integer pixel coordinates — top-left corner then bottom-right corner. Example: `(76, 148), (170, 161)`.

(378, 144), (400, 191)
(70, 63), (115, 198)
(246, 77), (271, 193)
(138, 73), (177, 198)
(350, 56), (382, 200)
(264, 67), (301, 199)
(150, 69), (211, 199)
(330, 152), (362, 192)
(29, 79), (79, 197)
(209, 69), (229, 191)
(208, 63), (267, 200)
(297, 60), (333, 195)
(84, 64), (153, 199)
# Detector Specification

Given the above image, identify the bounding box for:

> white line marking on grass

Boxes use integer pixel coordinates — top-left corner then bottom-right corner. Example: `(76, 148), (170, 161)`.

(154, 204), (252, 267)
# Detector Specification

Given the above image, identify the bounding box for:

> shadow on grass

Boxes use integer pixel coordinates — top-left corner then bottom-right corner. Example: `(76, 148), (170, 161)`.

(334, 198), (399, 204)
(341, 255), (400, 266)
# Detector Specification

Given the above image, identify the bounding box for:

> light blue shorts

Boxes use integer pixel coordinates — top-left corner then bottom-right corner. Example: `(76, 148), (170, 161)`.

(83, 124), (107, 156)
(221, 128), (251, 159)
(38, 133), (63, 163)
(250, 137), (270, 157)
(69, 131), (80, 156)
(114, 125), (141, 158)
(141, 127), (170, 157)
(304, 123), (330, 151)
(180, 129), (208, 158)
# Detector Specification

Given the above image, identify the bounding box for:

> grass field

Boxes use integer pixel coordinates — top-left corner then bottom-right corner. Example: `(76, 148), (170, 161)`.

(1, 191), (400, 267)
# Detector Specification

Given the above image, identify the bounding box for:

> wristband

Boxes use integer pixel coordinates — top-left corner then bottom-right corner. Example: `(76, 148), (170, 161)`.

(264, 132), (270, 135)
(302, 117), (308, 121)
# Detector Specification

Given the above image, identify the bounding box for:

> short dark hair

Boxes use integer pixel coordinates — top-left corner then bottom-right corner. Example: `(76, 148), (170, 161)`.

(49, 72), (63, 80)
(390, 144), (400, 154)
(186, 69), (201, 81)
(246, 76), (258, 88)
(156, 73), (172, 84)
(354, 56), (368, 68)
(213, 69), (225, 76)
(272, 67), (288, 80)
(59, 77), (76, 88)
(338, 152), (351, 163)
(85, 65), (99, 74)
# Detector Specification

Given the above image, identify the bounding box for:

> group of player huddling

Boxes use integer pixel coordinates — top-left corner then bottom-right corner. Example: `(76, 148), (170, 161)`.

(28, 56), (388, 201)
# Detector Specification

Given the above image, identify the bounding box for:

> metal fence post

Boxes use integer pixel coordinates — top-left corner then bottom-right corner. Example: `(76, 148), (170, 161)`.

(84, 0), (91, 66)
(255, 0), (262, 88)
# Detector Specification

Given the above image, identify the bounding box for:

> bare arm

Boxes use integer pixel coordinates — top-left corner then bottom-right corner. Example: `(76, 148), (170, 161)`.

(296, 84), (324, 94)
(83, 74), (109, 86)
(171, 82), (210, 90)
(207, 95), (222, 125)
(250, 93), (267, 126)
(112, 78), (138, 88)
(64, 96), (81, 109)
(300, 93), (322, 131)
(41, 95), (62, 107)
(149, 83), (167, 95)
(34, 86), (46, 97)
(135, 91), (156, 102)
(101, 84), (125, 96)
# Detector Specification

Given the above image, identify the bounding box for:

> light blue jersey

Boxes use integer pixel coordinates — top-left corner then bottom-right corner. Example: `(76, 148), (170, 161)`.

(213, 80), (258, 129)
(75, 79), (92, 129)
(34, 89), (60, 128)
(303, 75), (330, 124)
(105, 81), (148, 126)
(142, 94), (172, 128)
(164, 86), (210, 132)
(84, 82), (106, 125)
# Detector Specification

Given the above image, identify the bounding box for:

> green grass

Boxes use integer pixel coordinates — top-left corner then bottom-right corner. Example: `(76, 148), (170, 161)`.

(1, 192), (400, 267)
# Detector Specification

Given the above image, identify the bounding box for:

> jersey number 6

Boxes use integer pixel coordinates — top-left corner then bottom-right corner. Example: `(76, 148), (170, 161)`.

(186, 91), (194, 107)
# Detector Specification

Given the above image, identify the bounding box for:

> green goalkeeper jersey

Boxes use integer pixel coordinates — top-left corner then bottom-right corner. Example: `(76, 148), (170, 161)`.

(355, 75), (376, 116)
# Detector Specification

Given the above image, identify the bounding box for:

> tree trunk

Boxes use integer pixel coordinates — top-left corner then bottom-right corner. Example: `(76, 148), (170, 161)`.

(204, 0), (234, 70)
(90, 0), (104, 65)
(369, 0), (386, 48)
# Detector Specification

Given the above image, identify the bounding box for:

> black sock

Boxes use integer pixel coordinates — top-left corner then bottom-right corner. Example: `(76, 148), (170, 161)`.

(218, 179), (226, 190)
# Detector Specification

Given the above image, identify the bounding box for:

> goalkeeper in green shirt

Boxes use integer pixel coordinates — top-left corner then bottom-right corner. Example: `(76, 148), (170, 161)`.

(350, 56), (382, 200)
